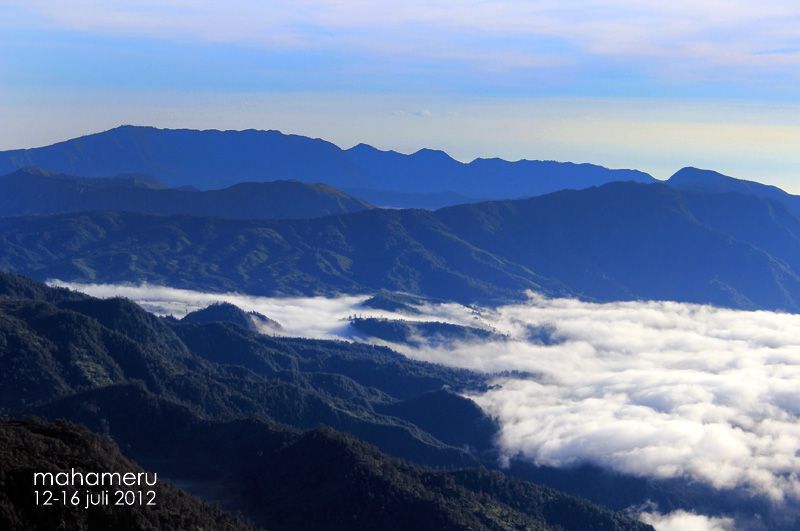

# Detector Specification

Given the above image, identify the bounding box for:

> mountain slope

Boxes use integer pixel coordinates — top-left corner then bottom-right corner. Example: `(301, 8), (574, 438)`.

(0, 167), (372, 220)
(0, 414), (650, 531)
(667, 167), (800, 213)
(0, 274), (653, 530)
(0, 207), (563, 303)
(344, 142), (654, 200)
(434, 182), (800, 309)
(0, 418), (253, 531)
(0, 126), (654, 206)
(2, 182), (800, 310)
(0, 270), (486, 465)
(349, 317), (504, 347)
(242, 426), (651, 531)
(0, 126), (367, 190)
(181, 302), (281, 332)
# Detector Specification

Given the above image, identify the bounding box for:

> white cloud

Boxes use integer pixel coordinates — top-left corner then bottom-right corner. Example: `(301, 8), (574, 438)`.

(641, 510), (736, 531)
(51, 280), (800, 508)
(8, 0), (800, 72)
(47, 280), (369, 339)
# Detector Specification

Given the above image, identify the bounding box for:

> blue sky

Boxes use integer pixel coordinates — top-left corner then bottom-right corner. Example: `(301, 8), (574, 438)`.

(2, 1), (800, 188)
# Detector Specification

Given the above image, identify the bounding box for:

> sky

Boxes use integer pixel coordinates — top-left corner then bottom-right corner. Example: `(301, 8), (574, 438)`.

(2, 1), (800, 188)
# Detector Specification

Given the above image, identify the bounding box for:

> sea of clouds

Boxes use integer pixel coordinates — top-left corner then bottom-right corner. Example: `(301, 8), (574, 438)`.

(51, 281), (800, 530)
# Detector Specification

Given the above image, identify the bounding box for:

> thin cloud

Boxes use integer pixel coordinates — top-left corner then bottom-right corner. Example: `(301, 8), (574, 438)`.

(9, 1), (800, 73)
(47, 281), (369, 339)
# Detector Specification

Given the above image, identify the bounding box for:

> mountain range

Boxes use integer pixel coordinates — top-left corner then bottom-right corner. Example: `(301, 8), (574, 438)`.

(667, 166), (800, 214)
(4, 125), (800, 529)
(0, 126), (654, 207)
(2, 181), (800, 311)
(0, 167), (372, 220)
(0, 272), (656, 530)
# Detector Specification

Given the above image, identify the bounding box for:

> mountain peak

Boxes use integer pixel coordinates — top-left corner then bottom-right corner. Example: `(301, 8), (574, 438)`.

(412, 147), (456, 162)
(347, 142), (382, 153)
(666, 166), (800, 215)
(668, 166), (731, 184)
(182, 302), (281, 332)
(668, 166), (789, 195)
(2, 126), (654, 206)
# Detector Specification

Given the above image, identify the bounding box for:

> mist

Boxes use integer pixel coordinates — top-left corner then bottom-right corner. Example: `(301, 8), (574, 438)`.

(52, 281), (800, 530)
(640, 510), (735, 531)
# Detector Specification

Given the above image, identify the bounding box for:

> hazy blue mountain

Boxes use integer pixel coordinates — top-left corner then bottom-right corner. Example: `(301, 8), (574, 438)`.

(0, 126), (367, 190)
(2, 182), (800, 311)
(0, 167), (372, 220)
(667, 166), (800, 213)
(342, 187), (482, 209)
(344, 142), (655, 200)
(0, 126), (655, 207)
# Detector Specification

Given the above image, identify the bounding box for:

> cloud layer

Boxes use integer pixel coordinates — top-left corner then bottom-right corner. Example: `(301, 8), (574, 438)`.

(10, 0), (800, 73)
(53, 281), (800, 514)
(640, 510), (735, 531)
(464, 297), (800, 504)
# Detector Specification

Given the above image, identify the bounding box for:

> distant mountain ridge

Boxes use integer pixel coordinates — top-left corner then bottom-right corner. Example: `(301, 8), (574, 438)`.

(667, 166), (800, 213)
(2, 181), (800, 311)
(0, 167), (372, 220)
(0, 125), (655, 207)
(344, 141), (654, 201)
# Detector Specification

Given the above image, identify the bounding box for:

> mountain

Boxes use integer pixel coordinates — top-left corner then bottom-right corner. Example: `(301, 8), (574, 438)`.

(0, 126), (654, 207)
(181, 302), (282, 332)
(0, 418), (254, 531)
(343, 142), (654, 200)
(3, 182), (800, 311)
(0, 273), (654, 530)
(0, 272), (486, 467)
(342, 187), (481, 209)
(377, 389), (499, 453)
(0, 126), (365, 191)
(0, 167), (372, 220)
(349, 317), (504, 347)
(0, 417), (650, 531)
(667, 167), (800, 213)
(360, 292), (427, 314)
(238, 426), (652, 531)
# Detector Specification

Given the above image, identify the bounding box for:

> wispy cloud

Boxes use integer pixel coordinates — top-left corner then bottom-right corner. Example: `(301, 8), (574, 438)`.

(47, 281), (370, 339)
(4, 1), (800, 190)
(8, 1), (800, 77)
